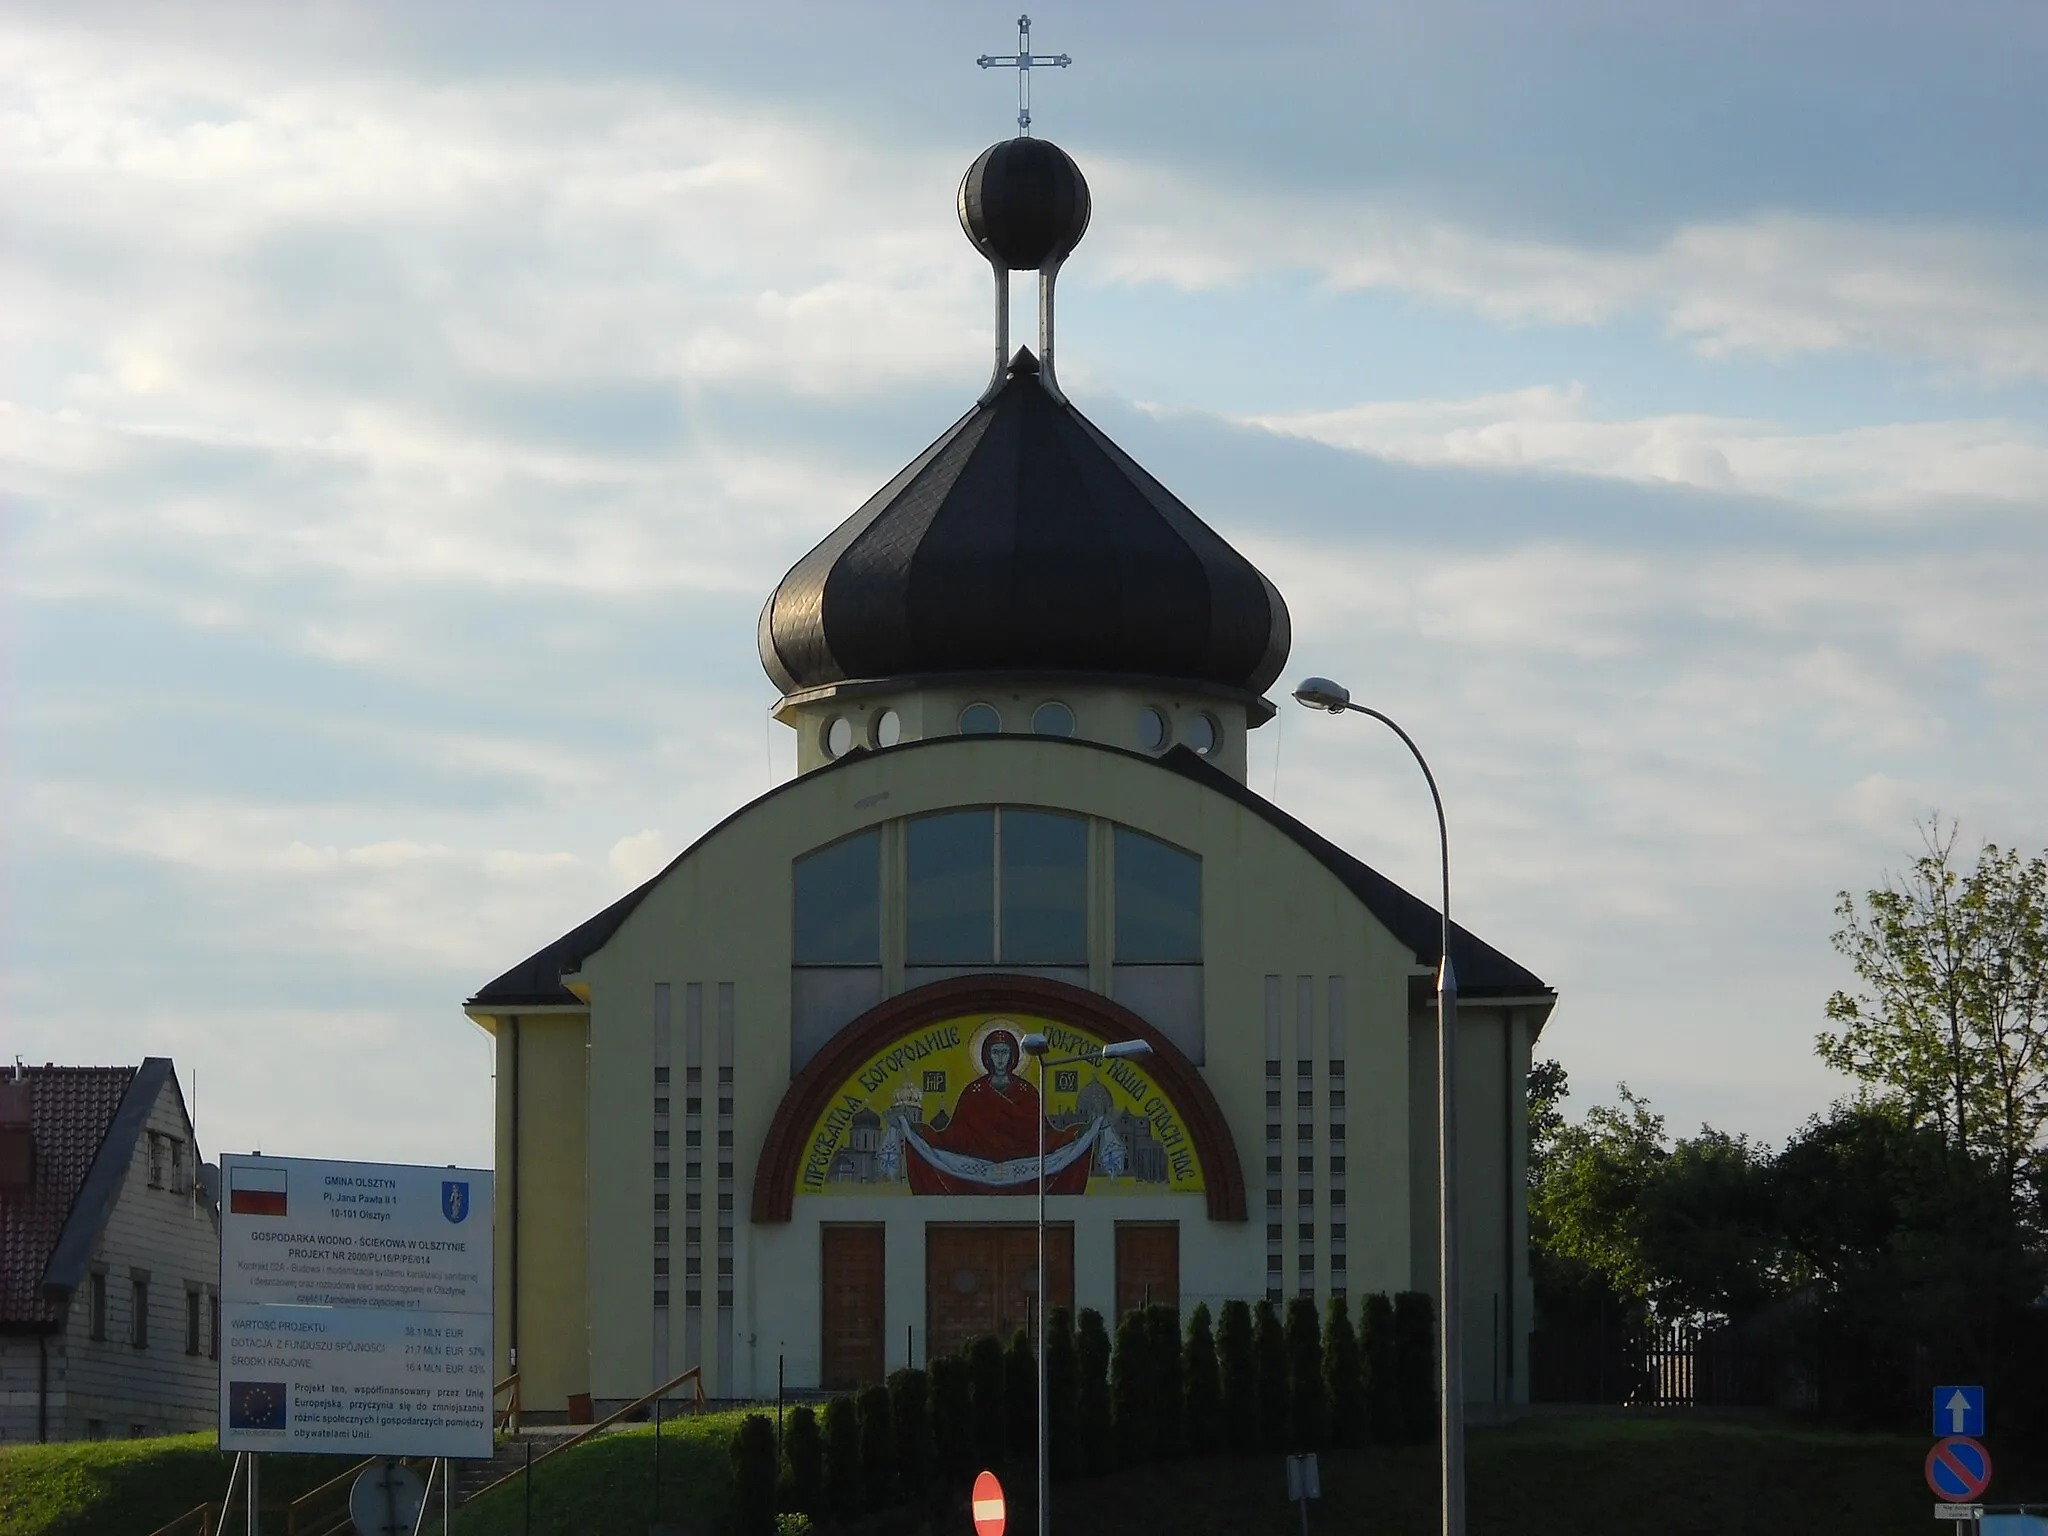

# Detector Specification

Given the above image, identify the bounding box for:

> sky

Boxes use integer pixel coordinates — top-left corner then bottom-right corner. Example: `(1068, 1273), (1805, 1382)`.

(5, 1), (2046, 1171)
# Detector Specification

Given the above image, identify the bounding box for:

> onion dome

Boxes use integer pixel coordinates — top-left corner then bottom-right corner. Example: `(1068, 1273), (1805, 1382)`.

(758, 346), (1291, 699)
(958, 138), (1092, 270)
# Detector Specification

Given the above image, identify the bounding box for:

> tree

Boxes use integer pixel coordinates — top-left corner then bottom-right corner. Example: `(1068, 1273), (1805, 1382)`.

(1821, 821), (2048, 1214)
(1216, 1299), (1258, 1454)
(1529, 1084), (1670, 1301)
(1045, 1306), (1081, 1479)
(1183, 1303), (1222, 1456)
(1322, 1295), (1362, 1447)
(1252, 1298), (1290, 1452)
(1284, 1296), (1326, 1449)
(779, 1403), (824, 1525)
(1110, 1307), (1152, 1464)
(1147, 1304), (1184, 1460)
(1075, 1309), (1113, 1475)
(731, 1412), (780, 1536)
(821, 1394), (862, 1522)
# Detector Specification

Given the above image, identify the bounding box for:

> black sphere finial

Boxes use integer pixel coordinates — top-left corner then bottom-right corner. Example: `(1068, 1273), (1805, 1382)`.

(958, 137), (1091, 271)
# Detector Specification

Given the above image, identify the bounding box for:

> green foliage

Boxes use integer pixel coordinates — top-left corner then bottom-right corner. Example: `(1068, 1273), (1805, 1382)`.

(774, 1516), (814, 1536)
(928, 1352), (976, 1485)
(1360, 1292), (1398, 1444)
(1285, 1295), (1326, 1450)
(779, 1402), (824, 1523)
(966, 1333), (1009, 1467)
(1110, 1306), (1152, 1465)
(1215, 1298), (1258, 1455)
(0, 1434), (338, 1536)
(821, 1393), (862, 1521)
(1182, 1302), (1222, 1457)
(1004, 1326), (1036, 1461)
(1146, 1303), (1184, 1460)
(1075, 1307), (1113, 1475)
(1393, 1292), (1436, 1445)
(886, 1366), (930, 1502)
(1323, 1294), (1363, 1447)
(1252, 1298), (1290, 1453)
(855, 1383), (894, 1514)
(730, 1412), (779, 1536)
(1045, 1305), (1081, 1480)
(1821, 822), (2048, 1211)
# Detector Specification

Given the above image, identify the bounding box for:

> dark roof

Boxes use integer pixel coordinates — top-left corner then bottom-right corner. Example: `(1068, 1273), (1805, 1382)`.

(468, 736), (1548, 1010)
(758, 347), (1291, 700)
(0, 1060), (182, 1328)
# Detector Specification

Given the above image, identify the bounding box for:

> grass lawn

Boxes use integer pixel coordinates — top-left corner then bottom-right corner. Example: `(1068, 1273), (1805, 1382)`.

(0, 1432), (343, 1536)
(451, 1412), (745, 1536)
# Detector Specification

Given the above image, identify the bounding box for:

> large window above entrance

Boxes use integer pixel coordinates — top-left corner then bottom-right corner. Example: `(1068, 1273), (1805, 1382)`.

(906, 809), (1087, 965)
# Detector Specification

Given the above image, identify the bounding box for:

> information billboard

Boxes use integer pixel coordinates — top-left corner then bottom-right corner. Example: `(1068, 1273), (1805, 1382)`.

(217, 1154), (493, 1459)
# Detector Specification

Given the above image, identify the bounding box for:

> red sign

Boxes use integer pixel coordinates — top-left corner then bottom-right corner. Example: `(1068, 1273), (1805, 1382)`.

(1925, 1437), (1993, 1502)
(972, 1469), (1006, 1536)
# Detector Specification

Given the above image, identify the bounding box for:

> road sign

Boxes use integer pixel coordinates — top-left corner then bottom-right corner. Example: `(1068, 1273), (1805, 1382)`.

(972, 1469), (1006, 1536)
(1934, 1384), (1985, 1438)
(1285, 1453), (1322, 1501)
(1925, 1437), (1993, 1503)
(348, 1460), (424, 1535)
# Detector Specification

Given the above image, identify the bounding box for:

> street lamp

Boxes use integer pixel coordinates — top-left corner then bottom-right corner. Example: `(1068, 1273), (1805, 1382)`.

(1292, 674), (1464, 1536)
(1018, 1031), (1152, 1536)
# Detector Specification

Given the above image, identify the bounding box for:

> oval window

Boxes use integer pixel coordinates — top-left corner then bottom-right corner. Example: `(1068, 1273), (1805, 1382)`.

(871, 709), (902, 749)
(959, 703), (1001, 735)
(1031, 701), (1075, 737)
(823, 717), (854, 758)
(1187, 712), (1221, 756)
(1137, 707), (1170, 752)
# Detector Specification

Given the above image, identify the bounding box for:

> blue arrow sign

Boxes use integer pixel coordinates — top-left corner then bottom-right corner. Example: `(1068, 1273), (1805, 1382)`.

(1934, 1385), (1984, 1438)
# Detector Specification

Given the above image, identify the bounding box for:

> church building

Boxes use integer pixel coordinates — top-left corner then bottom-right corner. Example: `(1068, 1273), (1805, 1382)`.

(465, 135), (1553, 1418)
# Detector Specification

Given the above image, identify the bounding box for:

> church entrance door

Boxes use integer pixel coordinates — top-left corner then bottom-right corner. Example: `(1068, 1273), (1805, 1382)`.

(925, 1224), (1073, 1361)
(821, 1224), (886, 1390)
(1114, 1222), (1180, 1319)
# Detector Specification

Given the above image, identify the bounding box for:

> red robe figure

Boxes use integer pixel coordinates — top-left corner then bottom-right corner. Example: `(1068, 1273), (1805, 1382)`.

(901, 1028), (1089, 1196)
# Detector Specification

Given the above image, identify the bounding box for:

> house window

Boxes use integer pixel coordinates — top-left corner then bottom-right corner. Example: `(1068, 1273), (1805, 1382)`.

(168, 1139), (185, 1194)
(793, 829), (881, 964)
(146, 1133), (165, 1189)
(208, 1293), (220, 1360)
(89, 1272), (108, 1341)
(185, 1289), (203, 1355)
(130, 1279), (149, 1348)
(906, 811), (995, 962)
(1112, 827), (1204, 1061)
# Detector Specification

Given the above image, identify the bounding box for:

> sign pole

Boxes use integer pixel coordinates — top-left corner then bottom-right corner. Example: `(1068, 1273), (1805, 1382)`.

(246, 1451), (259, 1536)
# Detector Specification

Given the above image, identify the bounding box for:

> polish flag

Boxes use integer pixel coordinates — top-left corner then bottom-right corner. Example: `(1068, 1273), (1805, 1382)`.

(229, 1164), (288, 1217)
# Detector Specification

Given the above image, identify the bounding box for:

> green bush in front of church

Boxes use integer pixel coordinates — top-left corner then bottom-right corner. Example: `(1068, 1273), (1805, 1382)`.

(1005, 1326), (1037, 1458)
(887, 1366), (931, 1502)
(1253, 1298), (1290, 1453)
(1045, 1305), (1082, 1479)
(928, 1351), (976, 1485)
(967, 1332), (1009, 1466)
(779, 1402), (825, 1524)
(1110, 1307), (1152, 1464)
(1075, 1307), (1114, 1475)
(856, 1382), (895, 1513)
(821, 1392), (862, 1521)
(1323, 1294), (1364, 1446)
(729, 1411), (779, 1536)
(1147, 1303), (1185, 1460)
(1182, 1302), (1223, 1456)
(1286, 1295), (1327, 1449)
(1215, 1298), (1258, 1454)
(1360, 1290), (1399, 1443)
(1394, 1290), (1438, 1445)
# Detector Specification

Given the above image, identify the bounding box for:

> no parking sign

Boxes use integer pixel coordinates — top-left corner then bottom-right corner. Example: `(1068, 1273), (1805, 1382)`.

(1925, 1436), (1993, 1503)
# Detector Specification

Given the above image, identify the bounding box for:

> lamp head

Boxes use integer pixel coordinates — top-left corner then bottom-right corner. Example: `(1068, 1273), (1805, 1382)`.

(1099, 1039), (1151, 1059)
(1292, 676), (1352, 712)
(1020, 1033), (1050, 1057)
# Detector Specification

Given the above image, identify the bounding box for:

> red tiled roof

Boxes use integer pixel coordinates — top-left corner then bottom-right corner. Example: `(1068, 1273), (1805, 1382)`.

(0, 1066), (136, 1328)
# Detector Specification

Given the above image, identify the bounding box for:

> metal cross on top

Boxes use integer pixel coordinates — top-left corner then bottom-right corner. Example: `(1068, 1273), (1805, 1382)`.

(977, 14), (1071, 136)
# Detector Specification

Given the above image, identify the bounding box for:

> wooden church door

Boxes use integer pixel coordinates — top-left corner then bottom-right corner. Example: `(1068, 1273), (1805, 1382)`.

(1114, 1222), (1180, 1318)
(821, 1225), (886, 1389)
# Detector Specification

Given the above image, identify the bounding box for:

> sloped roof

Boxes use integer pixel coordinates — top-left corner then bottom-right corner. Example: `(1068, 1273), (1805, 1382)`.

(0, 1061), (179, 1329)
(468, 735), (1549, 1012)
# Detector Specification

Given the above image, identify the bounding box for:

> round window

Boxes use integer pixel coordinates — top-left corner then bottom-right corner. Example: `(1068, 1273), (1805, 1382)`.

(959, 703), (1001, 735)
(1187, 712), (1221, 756)
(1031, 701), (1075, 737)
(822, 716), (854, 759)
(870, 709), (902, 749)
(1137, 707), (1170, 752)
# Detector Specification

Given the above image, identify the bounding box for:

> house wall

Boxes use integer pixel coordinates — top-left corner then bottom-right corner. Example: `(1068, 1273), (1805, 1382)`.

(1, 1078), (221, 1441)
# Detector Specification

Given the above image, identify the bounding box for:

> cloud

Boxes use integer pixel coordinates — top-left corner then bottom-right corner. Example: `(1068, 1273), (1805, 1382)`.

(608, 828), (669, 887)
(1233, 384), (2048, 511)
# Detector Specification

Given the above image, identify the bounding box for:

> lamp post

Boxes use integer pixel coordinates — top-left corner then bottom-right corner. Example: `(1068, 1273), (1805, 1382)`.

(1292, 675), (1463, 1536)
(1018, 1031), (1152, 1536)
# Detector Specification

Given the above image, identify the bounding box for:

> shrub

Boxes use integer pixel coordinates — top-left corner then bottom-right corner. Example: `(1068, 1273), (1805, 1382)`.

(967, 1333), (1009, 1467)
(822, 1394), (862, 1521)
(1394, 1290), (1437, 1445)
(1147, 1304), (1184, 1460)
(1216, 1299), (1258, 1455)
(1111, 1306), (1152, 1465)
(1045, 1306), (1081, 1480)
(1285, 1295), (1326, 1450)
(857, 1382), (896, 1513)
(779, 1402), (824, 1523)
(1076, 1308), (1113, 1475)
(775, 1518), (814, 1536)
(731, 1411), (779, 1536)
(888, 1366), (931, 1502)
(1323, 1294), (1363, 1448)
(1005, 1326), (1037, 1460)
(1182, 1302), (1222, 1457)
(929, 1352), (976, 1485)
(1361, 1291), (1398, 1443)
(1253, 1298), (1290, 1453)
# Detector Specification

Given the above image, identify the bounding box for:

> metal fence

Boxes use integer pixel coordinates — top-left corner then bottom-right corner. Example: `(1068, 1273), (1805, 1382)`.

(1530, 1316), (1793, 1408)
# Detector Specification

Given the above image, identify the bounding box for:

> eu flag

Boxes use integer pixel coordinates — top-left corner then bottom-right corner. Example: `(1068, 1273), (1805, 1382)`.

(228, 1381), (288, 1430)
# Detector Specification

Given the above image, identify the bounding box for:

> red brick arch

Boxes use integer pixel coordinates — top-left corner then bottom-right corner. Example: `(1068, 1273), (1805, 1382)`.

(751, 973), (1246, 1223)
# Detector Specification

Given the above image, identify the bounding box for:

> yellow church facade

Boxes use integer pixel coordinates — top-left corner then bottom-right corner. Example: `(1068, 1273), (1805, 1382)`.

(463, 134), (1552, 1420)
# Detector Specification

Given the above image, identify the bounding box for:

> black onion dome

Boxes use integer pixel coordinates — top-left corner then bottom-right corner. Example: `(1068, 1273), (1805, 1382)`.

(759, 348), (1291, 698)
(958, 138), (1091, 270)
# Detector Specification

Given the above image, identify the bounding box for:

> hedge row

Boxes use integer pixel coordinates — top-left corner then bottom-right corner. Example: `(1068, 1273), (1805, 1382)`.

(730, 1291), (1436, 1534)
